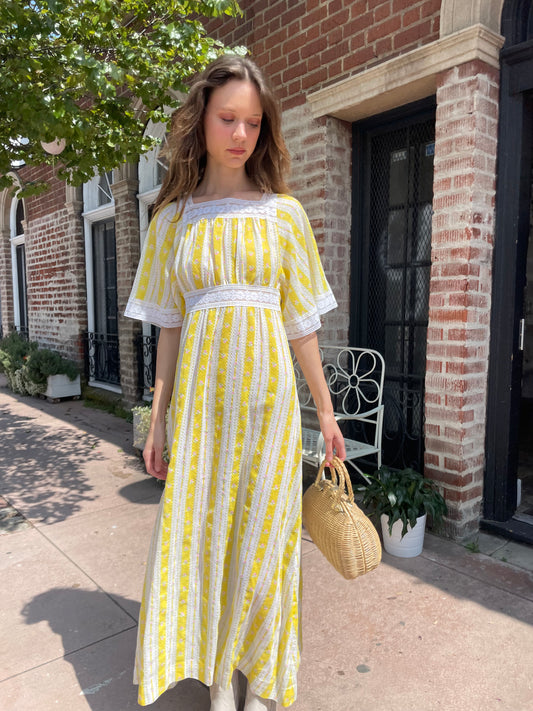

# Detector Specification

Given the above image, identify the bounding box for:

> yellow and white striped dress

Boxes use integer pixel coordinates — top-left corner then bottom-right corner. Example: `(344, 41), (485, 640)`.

(125, 194), (336, 707)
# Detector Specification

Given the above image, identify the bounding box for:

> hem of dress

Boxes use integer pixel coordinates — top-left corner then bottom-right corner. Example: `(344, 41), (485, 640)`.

(124, 299), (183, 328)
(135, 668), (297, 708)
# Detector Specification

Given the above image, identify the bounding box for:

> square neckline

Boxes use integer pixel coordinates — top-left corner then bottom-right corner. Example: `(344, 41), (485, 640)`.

(188, 193), (271, 206)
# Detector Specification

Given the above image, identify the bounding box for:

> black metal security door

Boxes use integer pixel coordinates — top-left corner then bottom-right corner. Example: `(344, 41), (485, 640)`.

(352, 104), (435, 471)
(16, 243), (28, 336)
(484, 0), (533, 542)
(88, 219), (120, 385)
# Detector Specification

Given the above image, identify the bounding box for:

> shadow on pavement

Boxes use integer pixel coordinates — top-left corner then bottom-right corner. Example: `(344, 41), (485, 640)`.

(21, 588), (210, 710)
(380, 535), (533, 627)
(0, 399), (102, 524)
(119, 478), (165, 503)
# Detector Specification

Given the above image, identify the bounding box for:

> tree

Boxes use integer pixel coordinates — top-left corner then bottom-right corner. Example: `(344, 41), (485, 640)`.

(0, 0), (242, 195)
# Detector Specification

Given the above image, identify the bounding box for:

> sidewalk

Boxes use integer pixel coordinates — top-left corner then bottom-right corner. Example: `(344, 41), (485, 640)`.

(0, 380), (532, 711)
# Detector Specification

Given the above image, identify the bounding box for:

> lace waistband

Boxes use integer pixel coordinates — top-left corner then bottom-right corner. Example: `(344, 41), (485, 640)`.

(184, 285), (281, 314)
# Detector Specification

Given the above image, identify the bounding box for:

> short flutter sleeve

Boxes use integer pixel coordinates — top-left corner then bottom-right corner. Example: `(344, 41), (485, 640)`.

(277, 197), (337, 340)
(124, 203), (184, 328)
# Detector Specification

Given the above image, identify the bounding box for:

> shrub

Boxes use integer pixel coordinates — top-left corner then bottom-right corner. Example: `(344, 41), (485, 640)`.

(25, 348), (79, 384)
(0, 332), (79, 397)
(0, 331), (37, 375)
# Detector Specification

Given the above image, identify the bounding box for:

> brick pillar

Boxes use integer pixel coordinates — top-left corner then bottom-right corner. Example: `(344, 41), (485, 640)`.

(425, 60), (500, 539)
(112, 164), (142, 406)
(284, 104), (352, 343)
(0, 224), (13, 336)
(64, 185), (87, 367)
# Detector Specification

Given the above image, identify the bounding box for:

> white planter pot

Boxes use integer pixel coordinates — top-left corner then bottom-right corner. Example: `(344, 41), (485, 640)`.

(380, 513), (427, 558)
(44, 374), (81, 400)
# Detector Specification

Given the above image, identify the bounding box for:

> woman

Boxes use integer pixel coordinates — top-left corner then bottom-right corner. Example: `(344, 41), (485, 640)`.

(125, 54), (345, 710)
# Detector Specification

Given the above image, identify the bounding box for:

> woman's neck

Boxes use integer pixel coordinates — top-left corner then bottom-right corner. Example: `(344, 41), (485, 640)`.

(194, 165), (258, 201)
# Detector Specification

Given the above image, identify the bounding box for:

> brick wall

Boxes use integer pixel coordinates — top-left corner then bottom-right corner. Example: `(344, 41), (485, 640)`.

(112, 171), (142, 405)
(16, 170), (87, 364)
(207, 0), (441, 111)
(425, 59), (499, 539)
(283, 105), (352, 342)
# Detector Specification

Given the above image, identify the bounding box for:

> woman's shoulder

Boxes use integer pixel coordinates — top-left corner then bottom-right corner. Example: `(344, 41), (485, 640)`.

(272, 194), (308, 228)
(273, 193), (302, 210)
(153, 200), (182, 226)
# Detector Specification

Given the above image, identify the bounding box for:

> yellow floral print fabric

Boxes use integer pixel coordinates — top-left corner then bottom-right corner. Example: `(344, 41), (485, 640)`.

(125, 194), (336, 707)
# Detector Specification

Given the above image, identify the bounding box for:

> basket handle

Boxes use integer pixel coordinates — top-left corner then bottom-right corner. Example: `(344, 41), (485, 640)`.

(316, 456), (355, 504)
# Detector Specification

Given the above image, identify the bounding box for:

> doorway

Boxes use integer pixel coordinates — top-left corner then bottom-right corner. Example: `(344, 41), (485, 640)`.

(484, 4), (533, 541)
(89, 219), (120, 386)
(516, 142), (533, 523)
(351, 100), (435, 473)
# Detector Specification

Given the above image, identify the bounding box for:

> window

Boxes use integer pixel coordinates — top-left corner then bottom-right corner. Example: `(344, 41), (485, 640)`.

(83, 171), (120, 389)
(10, 198), (28, 337)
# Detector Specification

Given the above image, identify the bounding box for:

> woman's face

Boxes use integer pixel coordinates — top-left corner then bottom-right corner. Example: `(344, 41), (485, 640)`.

(203, 79), (263, 172)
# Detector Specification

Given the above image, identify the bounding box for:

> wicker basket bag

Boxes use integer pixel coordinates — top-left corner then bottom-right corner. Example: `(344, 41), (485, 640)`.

(302, 456), (382, 580)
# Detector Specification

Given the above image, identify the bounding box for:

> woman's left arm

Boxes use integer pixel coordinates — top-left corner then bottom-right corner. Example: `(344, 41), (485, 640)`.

(290, 331), (346, 465)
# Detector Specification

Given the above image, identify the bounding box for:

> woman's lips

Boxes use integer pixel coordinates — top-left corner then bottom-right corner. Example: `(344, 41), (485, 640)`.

(228, 148), (246, 155)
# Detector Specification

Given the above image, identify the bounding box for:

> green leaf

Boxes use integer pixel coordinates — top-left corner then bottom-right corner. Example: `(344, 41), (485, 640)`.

(0, 0), (243, 184)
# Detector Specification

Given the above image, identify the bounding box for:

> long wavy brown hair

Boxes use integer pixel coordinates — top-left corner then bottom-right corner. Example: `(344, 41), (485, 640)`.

(152, 55), (291, 215)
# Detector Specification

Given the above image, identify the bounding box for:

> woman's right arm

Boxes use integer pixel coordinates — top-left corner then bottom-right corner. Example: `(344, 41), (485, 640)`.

(143, 326), (181, 479)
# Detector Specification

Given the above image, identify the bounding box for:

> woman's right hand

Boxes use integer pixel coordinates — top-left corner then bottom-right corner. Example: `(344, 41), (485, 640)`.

(143, 421), (168, 480)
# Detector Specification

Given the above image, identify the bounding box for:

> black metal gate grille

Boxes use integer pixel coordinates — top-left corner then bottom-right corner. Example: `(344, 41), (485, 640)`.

(354, 113), (435, 471)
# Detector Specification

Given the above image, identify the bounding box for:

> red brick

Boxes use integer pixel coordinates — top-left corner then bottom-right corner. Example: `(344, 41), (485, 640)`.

(373, 1), (392, 24)
(367, 15), (402, 44)
(343, 12), (374, 37)
(342, 46), (375, 73)
(402, 5), (421, 26)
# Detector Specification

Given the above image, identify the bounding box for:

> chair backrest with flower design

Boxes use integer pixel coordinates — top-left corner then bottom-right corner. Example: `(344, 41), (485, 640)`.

(293, 346), (385, 484)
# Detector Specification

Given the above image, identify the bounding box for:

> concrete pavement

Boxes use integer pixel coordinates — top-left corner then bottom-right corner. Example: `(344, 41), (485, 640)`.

(0, 378), (532, 711)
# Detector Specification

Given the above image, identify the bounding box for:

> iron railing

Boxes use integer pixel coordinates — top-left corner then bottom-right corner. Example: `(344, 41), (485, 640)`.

(135, 333), (157, 395)
(84, 332), (120, 386)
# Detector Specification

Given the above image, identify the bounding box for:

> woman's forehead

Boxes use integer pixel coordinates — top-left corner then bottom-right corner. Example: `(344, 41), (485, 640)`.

(207, 79), (263, 114)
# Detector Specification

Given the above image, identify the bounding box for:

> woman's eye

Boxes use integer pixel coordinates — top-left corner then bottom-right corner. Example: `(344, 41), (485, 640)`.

(221, 118), (233, 124)
(248, 123), (260, 129)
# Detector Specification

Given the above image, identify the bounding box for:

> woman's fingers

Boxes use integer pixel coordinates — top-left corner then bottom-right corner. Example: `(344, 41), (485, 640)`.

(143, 447), (168, 480)
(334, 431), (347, 461)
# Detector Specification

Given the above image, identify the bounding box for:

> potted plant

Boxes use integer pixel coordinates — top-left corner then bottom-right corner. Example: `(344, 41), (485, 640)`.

(361, 466), (448, 558)
(0, 332), (80, 400)
(131, 403), (169, 463)
(131, 404), (152, 451)
(24, 348), (80, 400)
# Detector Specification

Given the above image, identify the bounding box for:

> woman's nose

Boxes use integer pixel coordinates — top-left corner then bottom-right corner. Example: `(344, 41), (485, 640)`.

(233, 122), (246, 140)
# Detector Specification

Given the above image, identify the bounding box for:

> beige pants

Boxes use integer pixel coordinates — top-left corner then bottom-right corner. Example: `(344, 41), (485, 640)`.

(210, 671), (276, 711)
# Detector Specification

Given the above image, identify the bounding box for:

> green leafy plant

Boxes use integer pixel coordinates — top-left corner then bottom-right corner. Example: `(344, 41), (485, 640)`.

(0, 0), (243, 195)
(362, 466), (448, 538)
(0, 331), (37, 374)
(0, 332), (78, 396)
(131, 404), (169, 462)
(25, 348), (79, 385)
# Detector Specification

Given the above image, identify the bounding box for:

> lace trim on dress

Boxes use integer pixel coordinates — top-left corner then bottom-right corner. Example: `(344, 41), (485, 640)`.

(315, 291), (338, 314)
(283, 291), (338, 341)
(184, 194), (277, 221)
(124, 299), (183, 328)
(184, 285), (281, 314)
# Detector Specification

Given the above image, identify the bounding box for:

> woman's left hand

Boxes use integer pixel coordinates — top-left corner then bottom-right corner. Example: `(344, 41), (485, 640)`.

(318, 410), (346, 465)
